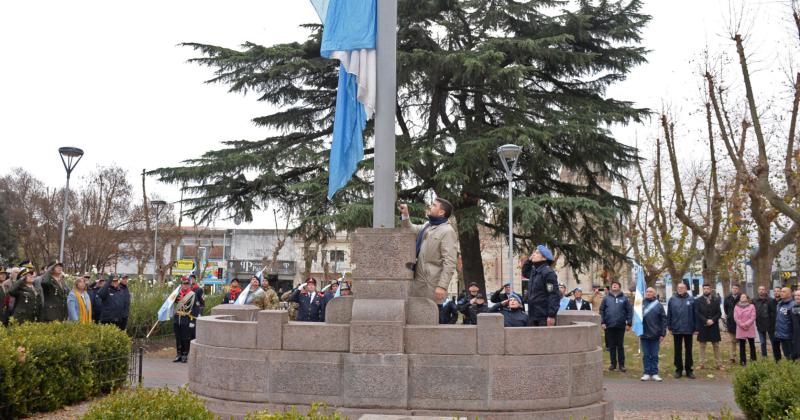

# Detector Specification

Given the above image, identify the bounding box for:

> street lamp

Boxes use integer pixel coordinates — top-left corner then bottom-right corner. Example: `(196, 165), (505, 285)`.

(58, 147), (84, 262)
(150, 200), (167, 278)
(497, 144), (522, 294)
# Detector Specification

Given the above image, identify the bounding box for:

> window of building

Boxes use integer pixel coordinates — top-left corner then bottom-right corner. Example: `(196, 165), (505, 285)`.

(329, 250), (345, 263)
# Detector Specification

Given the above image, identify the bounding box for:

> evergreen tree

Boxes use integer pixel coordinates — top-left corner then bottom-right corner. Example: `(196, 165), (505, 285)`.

(152, 0), (650, 290)
(0, 204), (16, 263)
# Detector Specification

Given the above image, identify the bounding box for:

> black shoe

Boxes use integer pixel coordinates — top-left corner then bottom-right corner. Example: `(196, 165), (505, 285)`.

(173, 355), (182, 363)
(180, 355), (188, 363)
(686, 372), (696, 379)
(609, 365), (617, 371)
(674, 372), (682, 379)
(619, 367), (627, 373)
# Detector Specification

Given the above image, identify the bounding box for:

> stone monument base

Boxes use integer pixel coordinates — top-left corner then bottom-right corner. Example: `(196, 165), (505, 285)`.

(188, 228), (613, 420)
(202, 397), (614, 420)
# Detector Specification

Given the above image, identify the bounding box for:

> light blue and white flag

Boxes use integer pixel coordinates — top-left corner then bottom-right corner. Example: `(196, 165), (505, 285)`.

(157, 285), (182, 322)
(310, 0), (377, 199)
(632, 263), (646, 337)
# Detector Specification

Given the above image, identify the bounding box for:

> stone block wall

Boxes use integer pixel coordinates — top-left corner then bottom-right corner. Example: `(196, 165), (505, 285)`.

(192, 311), (607, 416)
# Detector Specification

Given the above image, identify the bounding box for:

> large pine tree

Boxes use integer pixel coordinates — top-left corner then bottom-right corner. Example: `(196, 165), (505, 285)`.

(152, 0), (649, 290)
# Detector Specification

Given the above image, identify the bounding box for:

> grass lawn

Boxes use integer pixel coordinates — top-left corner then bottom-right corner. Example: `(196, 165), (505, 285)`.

(600, 330), (763, 382)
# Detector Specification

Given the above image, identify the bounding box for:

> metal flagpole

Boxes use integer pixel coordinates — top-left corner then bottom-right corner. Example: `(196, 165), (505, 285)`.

(372, 0), (397, 228)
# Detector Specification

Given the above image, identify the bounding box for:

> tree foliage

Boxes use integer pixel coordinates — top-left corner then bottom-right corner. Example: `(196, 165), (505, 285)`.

(151, 0), (650, 288)
(0, 167), (177, 274)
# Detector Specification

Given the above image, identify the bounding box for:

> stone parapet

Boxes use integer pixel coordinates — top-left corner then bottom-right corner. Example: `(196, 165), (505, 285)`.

(557, 309), (602, 326)
(256, 310), (287, 350)
(196, 315), (257, 349)
(405, 325), (477, 355)
(505, 322), (597, 355)
(282, 322), (350, 352)
(211, 303), (261, 321)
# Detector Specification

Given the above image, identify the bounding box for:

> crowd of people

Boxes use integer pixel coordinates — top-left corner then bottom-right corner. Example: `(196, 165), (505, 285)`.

(5, 197), (799, 386)
(597, 281), (800, 383)
(0, 260), (133, 328)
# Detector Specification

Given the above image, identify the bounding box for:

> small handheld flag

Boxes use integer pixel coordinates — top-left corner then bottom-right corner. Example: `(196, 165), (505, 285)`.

(157, 285), (182, 322)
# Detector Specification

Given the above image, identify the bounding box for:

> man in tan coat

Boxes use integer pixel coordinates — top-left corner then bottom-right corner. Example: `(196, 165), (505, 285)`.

(399, 198), (459, 299)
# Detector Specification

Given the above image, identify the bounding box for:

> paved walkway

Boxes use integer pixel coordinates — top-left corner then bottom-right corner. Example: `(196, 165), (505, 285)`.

(141, 356), (742, 418)
(143, 355), (189, 389)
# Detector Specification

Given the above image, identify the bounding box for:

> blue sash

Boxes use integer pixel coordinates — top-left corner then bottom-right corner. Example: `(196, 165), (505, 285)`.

(642, 300), (659, 317)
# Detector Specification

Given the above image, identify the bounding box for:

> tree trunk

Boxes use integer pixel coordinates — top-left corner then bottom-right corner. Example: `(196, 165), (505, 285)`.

(750, 248), (774, 289)
(702, 250), (719, 288)
(668, 268), (683, 293)
(457, 220), (485, 292)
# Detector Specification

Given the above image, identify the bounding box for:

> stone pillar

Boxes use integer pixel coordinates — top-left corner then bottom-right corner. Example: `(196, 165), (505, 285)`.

(348, 228), (414, 408)
(349, 228), (415, 354)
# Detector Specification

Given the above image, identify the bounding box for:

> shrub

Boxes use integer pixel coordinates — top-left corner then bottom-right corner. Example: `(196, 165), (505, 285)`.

(0, 321), (130, 418)
(82, 387), (216, 420)
(245, 403), (346, 420)
(733, 359), (800, 419)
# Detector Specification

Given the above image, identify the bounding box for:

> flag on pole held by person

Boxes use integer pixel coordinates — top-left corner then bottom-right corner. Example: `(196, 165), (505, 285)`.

(310, 0), (377, 199)
(632, 263), (646, 337)
(157, 285), (182, 322)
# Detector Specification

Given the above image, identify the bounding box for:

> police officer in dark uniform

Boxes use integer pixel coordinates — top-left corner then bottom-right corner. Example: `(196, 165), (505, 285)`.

(522, 245), (560, 327)
(87, 277), (104, 323)
(289, 278), (325, 322)
(98, 274), (128, 330)
(118, 274), (131, 330)
(173, 277), (199, 363)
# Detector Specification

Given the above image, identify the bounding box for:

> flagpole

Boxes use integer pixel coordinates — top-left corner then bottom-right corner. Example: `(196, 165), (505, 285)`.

(145, 319), (160, 339)
(372, 0), (397, 228)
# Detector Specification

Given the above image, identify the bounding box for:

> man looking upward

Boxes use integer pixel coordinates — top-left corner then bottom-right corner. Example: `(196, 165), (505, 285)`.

(399, 199), (458, 299)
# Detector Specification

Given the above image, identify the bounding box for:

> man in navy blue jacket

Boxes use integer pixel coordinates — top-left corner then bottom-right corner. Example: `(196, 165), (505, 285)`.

(600, 281), (633, 372)
(667, 282), (696, 379)
(640, 287), (667, 382)
(775, 286), (795, 360)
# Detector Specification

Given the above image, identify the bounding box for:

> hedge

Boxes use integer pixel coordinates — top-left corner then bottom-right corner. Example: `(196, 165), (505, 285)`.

(82, 387), (216, 420)
(733, 359), (800, 419)
(0, 321), (130, 418)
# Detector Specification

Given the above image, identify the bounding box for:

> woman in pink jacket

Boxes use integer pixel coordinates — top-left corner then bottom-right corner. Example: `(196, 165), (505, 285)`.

(734, 293), (757, 365)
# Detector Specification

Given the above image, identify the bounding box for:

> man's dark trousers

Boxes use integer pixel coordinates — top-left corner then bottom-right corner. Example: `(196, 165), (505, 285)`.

(674, 334), (694, 374)
(606, 327), (626, 368)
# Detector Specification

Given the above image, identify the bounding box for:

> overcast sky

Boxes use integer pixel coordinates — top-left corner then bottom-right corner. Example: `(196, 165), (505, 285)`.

(0, 0), (795, 229)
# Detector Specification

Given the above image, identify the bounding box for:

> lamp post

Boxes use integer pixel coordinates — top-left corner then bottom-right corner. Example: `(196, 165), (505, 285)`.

(497, 144), (522, 293)
(58, 147), (84, 262)
(150, 200), (167, 279)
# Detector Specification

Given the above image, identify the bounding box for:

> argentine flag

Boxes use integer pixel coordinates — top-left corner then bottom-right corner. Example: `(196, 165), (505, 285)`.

(310, 0), (377, 199)
(631, 263), (646, 337)
(157, 285), (182, 322)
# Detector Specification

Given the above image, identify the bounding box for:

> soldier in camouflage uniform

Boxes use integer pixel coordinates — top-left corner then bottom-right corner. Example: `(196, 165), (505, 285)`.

(253, 279), (281, 310)
(281, 289), (297, 320)
(39, 260), (68, 322)
(9, 267), (42, 323)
